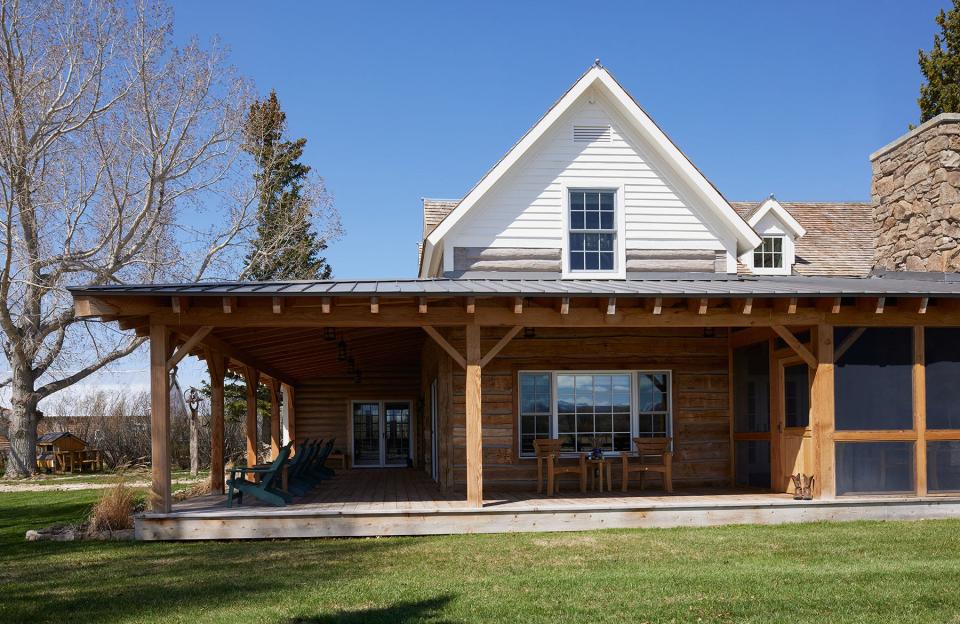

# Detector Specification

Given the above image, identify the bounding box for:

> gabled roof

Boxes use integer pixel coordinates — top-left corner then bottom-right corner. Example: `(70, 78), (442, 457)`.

(419, 63), (761, 277)
(37, 431), (86, 444)
(732, 202), (875, 277)
(744, 196), (807, 238)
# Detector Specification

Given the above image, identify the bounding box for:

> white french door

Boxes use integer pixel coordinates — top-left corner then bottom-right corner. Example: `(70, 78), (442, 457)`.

(351, 400), (411, 467)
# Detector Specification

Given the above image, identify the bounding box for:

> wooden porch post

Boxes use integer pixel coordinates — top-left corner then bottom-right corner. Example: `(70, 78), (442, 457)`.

(465, 322), (483, 507)
(149, 324), (172, 513)
(811, 324), (835, 499)
(283, 384), (297, 446)
(243, 366), (260, 472)
(205, 348), (226, 494)
(914, 326), (927, 496)
(269, 379), (282, 460)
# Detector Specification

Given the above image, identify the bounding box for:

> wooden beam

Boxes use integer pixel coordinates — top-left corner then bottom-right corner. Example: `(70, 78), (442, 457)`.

(284, 384), (297, 446)
(272, 297), (284, 314)
(815, 297), (842, 314)
(919, 297), (929, 314)
(321, 297), (331, 314)
(834, 327), (866, 362)
(222, 297), (236, 314)
(478, 325), (523, 368)
(652, 297), (663, 315)
(559, 297), (570, 315)
(205, 347), (226, 494)
(422, 326), (466, 369)
(98, 294), (960, 329)
(737, 297), (753, 315)
(171, 296), (189, 315)
(771, 325), (818, 369)
(370, 297), (379, 314)
(74, 296), (119, 318)
(149, 325), (172, 513)
(418, 297), (428, 314)
(171, 328), (294, 386)
(513, 297), (524, 315)
(811, 325), (835, 499)
(465, 322), (483, 507)
(875, 296), (885, 314)
(914, 326), (927, 496)
(689, 297), (708, 315)
(166, 326), (213, 371)
(605, 297), (616, 315)
(465, 297), (476, 314)
(269, 379), (282, 460)
(243, 366), (260, 475)
(775, 297), (798, 315)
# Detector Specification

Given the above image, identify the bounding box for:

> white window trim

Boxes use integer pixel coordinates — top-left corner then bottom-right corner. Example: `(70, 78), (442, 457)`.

(517, 369), (673, 459)
(561, 182), (627, 279)
(751, 235), (789, 275)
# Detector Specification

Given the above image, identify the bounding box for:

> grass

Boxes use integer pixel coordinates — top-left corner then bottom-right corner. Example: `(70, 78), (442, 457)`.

(1, 490), (960, 623)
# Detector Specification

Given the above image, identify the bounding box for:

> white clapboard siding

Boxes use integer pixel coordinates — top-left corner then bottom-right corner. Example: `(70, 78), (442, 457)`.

(445, 89), (731, 258)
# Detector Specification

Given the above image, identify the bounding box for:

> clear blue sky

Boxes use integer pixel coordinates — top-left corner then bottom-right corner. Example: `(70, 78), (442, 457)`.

(171, 0), (946, 280)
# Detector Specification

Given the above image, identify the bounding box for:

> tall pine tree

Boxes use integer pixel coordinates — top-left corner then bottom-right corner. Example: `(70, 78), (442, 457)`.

(243, 91), (332, 280)
(919, 0), (960, 123)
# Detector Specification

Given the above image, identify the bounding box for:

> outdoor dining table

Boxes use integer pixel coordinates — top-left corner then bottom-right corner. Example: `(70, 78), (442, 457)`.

(586, 457), (613, 492)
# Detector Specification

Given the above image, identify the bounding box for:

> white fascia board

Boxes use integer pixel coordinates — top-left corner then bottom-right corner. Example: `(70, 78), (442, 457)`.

(747, 197), (806, 239)
(422, 65), (761, 268)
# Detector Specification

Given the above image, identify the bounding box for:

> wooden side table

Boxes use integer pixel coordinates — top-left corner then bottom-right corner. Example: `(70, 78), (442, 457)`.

(586, 458), (613, 492)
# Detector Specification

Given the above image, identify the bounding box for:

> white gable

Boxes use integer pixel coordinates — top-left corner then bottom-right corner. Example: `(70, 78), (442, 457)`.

(420, 65), (760, 277)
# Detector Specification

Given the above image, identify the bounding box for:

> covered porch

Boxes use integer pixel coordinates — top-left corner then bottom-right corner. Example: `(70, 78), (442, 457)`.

(138, 467), (960, 540)
(68, 276), (960, 539)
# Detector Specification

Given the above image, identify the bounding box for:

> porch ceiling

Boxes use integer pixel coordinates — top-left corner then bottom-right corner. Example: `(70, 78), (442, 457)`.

(210, 327), (425, 382)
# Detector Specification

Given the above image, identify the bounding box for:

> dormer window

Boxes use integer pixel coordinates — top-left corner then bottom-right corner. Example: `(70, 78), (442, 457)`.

(569, 189), (616, 273)
(754, 236), (784, 269)
(744, 197), (805, 276)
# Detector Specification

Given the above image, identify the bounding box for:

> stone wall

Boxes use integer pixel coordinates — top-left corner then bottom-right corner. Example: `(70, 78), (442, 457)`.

(871, 113), (960, 271)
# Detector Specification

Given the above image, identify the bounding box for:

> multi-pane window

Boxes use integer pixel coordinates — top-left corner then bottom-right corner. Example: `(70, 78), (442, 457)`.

(569, 190), (616, 272)
(518, 371), (672, 457)
(753, 236), (784, 269)
(557, 373), (632, 453)
(519, 373), (552, 456)
(637, 372), (670, 437)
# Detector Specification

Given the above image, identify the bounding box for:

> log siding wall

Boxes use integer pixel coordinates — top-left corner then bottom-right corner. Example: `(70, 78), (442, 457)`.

(437, 327), (731, 489)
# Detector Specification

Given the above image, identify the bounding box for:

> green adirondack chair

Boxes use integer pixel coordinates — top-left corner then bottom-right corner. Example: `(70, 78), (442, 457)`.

(226, 443), (292, 508)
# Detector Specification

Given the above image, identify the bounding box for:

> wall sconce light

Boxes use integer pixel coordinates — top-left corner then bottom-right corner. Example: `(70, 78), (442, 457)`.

(337, 338), (348, 361)
(703, 327), (716, 338)
(323, 327), (336, 341)
(523, 327), (536, 339)
(347, 356), (356, 374)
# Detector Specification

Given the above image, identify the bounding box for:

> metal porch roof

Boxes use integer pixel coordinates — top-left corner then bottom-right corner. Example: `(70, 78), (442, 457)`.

(68, 273), (960, 298)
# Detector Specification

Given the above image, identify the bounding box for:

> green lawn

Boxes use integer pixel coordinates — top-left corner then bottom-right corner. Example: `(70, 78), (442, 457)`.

(1, 490), (960, 623)
(0, 468), (203, 486)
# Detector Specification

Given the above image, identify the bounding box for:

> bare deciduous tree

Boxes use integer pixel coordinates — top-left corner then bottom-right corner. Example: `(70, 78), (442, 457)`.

(0, 0), (339, 478)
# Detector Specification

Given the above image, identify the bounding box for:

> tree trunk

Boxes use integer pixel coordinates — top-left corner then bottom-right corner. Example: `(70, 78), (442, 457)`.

(4, 359), (39, 478)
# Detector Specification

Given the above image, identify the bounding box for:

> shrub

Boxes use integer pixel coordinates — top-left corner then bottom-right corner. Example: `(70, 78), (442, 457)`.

(88, 477), (135, 532)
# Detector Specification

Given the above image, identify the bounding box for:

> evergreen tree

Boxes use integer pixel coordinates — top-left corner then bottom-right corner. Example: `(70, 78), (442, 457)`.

(243, 91), (332, 280)
(919, 1), (960, 122)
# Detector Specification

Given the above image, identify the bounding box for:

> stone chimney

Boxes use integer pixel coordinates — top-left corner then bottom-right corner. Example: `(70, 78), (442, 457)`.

(871, 113), (960, 272)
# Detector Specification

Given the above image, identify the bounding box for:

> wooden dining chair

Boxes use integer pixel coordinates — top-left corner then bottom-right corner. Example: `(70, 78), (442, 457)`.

(533, 438), (587, 496)
(621, 437), (673, 493)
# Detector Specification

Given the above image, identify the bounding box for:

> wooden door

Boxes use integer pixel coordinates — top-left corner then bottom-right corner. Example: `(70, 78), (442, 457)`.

(778, 360), (814, 493)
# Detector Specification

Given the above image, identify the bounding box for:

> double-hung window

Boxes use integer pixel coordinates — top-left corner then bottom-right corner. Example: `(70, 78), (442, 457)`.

(518, 370), (672, 457)
(569, 190), (616, 272)
(753, 236), (784, 269)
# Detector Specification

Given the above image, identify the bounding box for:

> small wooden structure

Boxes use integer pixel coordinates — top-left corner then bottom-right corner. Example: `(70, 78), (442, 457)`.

(36, 432), (103, 473)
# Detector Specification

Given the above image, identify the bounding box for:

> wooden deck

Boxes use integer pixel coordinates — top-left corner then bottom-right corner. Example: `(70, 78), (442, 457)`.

(137, 469), (960, 540)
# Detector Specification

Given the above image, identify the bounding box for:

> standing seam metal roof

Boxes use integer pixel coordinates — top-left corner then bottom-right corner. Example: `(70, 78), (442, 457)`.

(68, 274), (960, 298)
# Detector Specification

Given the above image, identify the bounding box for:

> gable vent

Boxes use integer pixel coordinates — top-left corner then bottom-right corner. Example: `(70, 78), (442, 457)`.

(573, 125), (612, 143)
